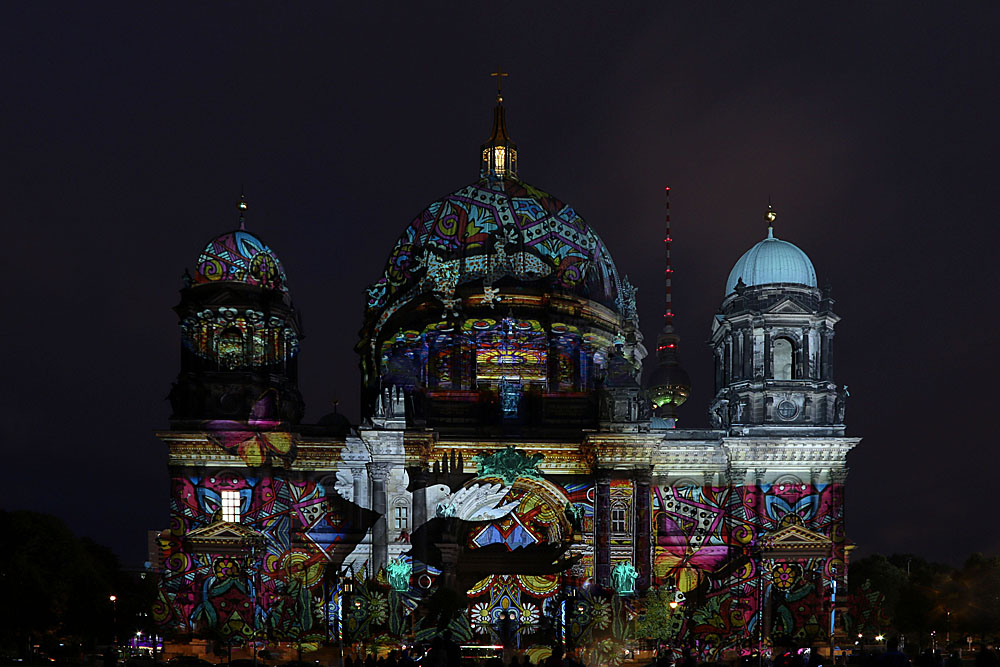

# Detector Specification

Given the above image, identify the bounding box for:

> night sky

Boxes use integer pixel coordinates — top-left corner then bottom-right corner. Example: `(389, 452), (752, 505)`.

(2, 3), (997, 568)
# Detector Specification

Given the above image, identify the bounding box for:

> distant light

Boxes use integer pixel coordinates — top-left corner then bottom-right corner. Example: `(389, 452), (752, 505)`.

(109, 595), (117, 602)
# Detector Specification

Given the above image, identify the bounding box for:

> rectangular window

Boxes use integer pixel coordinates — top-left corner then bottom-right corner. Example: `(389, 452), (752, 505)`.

(221, 490), (241, 523)
(395, 505), (408, 531)
(611, 507), (627, 534)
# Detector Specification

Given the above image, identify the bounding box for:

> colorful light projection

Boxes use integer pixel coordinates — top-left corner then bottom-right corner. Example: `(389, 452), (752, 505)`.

(379, 319), (606, 393)
(180, 309), (299, 368)
(464, 476), (574, 640)
(650, 480), (846, 652)
(195, 231), (288, 290)
(157, 467), (371, 642)
(474, 319), (547, 383)
(364, 178), (624, 338)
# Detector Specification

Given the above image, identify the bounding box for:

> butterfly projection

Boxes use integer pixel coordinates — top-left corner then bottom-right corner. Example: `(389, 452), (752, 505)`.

(205, 389), (295, 466)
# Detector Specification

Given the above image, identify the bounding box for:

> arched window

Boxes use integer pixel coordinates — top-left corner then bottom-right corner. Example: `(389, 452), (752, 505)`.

(773, 338), (794, 380)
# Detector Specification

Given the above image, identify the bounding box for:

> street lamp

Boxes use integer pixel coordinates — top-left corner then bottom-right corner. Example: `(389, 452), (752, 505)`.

(109, 596), (118, 648)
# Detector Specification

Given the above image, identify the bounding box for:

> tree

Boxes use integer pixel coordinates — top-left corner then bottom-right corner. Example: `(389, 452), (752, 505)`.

(0, 511), (129, 658)
(954, 553), (1000, 643)
(637, 587), (684, 646)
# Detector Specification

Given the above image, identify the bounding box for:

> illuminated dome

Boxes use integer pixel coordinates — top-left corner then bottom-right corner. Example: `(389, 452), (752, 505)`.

(725, 226), (816, 295)
(193, 229), (288, 291)
(365, 176), (623, 337)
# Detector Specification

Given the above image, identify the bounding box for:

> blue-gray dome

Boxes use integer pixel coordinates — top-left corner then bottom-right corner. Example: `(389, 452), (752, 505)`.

(725, 228), (817, 295)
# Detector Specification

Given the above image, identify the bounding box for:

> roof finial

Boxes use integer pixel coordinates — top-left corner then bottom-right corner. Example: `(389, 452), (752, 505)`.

(490, 65), (508, 103)
(481, 67), (517, 179)
(765, 198), (776, 238)
(238, 189), (248, 231)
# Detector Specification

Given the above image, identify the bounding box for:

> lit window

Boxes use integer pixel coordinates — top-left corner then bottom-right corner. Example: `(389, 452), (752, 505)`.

(611, 504), (628, 534)
(394, 504), (408, 531)
(221, 490), (241, 523)
(492, 146), (507, 174)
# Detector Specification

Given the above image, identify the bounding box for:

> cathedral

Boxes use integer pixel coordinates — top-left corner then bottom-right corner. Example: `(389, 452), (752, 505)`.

(155, 84), (858, 662)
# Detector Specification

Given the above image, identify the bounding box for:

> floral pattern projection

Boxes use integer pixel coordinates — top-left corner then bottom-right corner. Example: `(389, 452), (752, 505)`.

(156, 466), (374, 645)
(194, 231), (288, 290)
(652, 480), (846, 656)
(461, 474), (589, 654)
(364, 178), (623, 340)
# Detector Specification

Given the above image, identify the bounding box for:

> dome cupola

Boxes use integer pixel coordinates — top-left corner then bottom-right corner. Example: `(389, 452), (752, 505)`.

(708, 203), (845, 435)
(359, 77), (645, 433)
(724, 205), (816, 295)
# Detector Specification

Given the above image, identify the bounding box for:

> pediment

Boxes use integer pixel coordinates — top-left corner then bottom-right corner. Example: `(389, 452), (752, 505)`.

(761, 523), (832, 559)
(186, 519), (264, 553)
(765, 298), (809, 315)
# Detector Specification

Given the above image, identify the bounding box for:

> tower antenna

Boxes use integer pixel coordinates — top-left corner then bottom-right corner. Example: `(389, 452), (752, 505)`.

(647, 186), (691, 427)
(664, 187), (674, 326)
(238, 188), (248, 230)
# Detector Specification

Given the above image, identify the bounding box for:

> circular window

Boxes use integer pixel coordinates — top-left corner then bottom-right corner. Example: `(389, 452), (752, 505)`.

(776, 400), (798, 421)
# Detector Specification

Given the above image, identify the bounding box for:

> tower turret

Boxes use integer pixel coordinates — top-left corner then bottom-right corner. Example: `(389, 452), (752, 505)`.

(168, 195), (304, 425)
(708, 204), (844, 435)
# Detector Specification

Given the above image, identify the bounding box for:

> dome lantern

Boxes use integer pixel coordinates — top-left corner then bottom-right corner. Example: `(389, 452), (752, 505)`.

(480, 66), (518, 179)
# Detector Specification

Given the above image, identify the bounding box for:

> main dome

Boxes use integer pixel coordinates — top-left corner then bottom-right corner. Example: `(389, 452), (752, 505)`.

(365, 176), (623, 334)
(725, 227), (816, 295)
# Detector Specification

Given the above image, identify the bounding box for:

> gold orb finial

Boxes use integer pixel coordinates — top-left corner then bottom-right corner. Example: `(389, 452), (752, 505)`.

(765, 203), (776, 225)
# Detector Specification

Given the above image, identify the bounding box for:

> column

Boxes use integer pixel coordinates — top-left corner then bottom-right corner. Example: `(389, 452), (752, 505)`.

(368, 462), (393, 574)
(763, 331), (772, 379)
(595, 469), (612, 587)
(723, 334), (732, 386)
(801, 327), (812, 379)
(743, 328), (753, 379)
(634, 469), (653, 592)
(820, 327), (834, 381)
(350, 467), (367, 508)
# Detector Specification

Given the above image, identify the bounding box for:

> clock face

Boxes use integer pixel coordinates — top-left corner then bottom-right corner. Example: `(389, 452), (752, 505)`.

(777, 400), (798, 421)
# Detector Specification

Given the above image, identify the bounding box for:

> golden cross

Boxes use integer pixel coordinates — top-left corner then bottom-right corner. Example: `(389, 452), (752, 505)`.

(490, 65), (508, 99)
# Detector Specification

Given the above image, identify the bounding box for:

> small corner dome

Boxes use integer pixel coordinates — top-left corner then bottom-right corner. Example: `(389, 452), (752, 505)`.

(193, 230), (288, 291)
(725, 228), (816, 295)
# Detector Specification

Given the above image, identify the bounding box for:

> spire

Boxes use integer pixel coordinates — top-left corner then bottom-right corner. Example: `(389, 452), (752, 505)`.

(647, 186), (691, 427)
(238, 190), (248, 230)
(481, 66), (518, 179)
